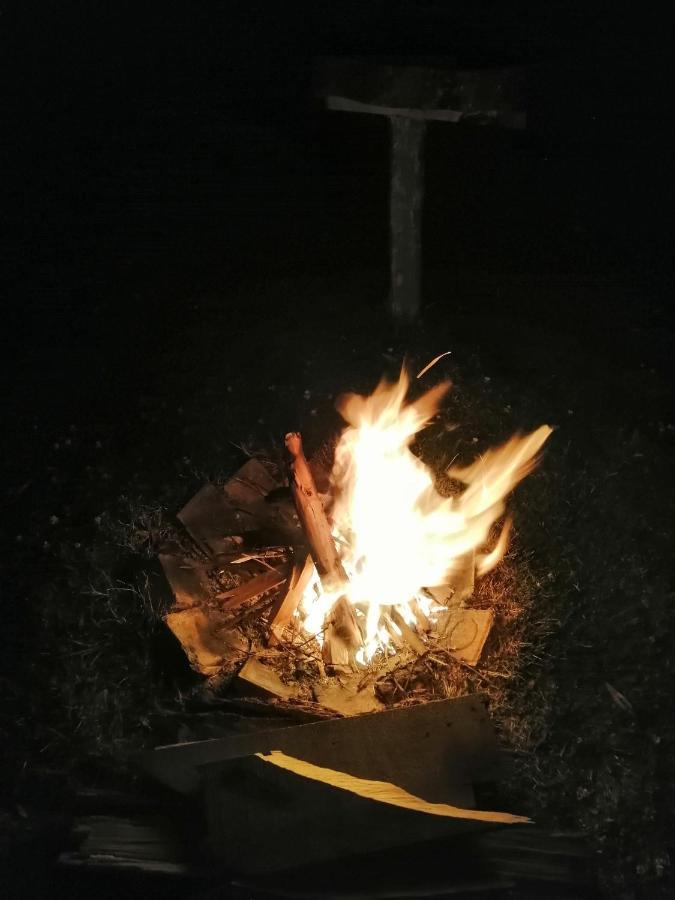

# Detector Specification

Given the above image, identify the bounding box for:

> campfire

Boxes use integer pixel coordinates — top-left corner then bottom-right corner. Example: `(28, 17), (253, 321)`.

(160, 367), (551, 716)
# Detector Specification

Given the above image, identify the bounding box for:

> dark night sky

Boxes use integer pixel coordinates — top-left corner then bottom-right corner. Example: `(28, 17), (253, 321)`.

(3, 1), (672, 346)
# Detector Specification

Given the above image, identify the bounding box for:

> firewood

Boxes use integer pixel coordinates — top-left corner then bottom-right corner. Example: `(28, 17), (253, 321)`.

(285, 432), (346, 587)
(381, 614), (405, 651)
(321, 596), (362, 669)
(409, 599), (431, 631)
(237, 657), (301, 701)
(267, 554), (314, 644)
(285, 431), (362, 666)
(215, 565), (290, 612)
(388, 607), (426, 655)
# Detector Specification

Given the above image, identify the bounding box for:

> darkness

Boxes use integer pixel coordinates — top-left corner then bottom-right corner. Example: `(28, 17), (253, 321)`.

(2, 1), (674, 897)
(5, 2), (672, 414)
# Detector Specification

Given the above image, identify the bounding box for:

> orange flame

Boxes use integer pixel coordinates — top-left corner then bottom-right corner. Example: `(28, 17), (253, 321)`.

(299, 370), (551, 662)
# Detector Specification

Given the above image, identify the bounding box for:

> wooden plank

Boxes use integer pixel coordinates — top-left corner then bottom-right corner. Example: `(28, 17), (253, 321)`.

(238, 828), (591, 897)
(136, 695), (499, 802)
(177, 461), (282, 556)
(222, 458), (279, 510)
(439, 607), (494, 666)
(316, 57), (526, 129)
(177, 483), (250, 555)
(215, 565), (290, 611)
(257, 750), (528, 823)
(203, 753), (507, 873)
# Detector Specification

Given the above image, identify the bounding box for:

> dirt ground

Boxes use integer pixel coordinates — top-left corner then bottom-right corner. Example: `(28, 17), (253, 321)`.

(2, 261), (674, 897)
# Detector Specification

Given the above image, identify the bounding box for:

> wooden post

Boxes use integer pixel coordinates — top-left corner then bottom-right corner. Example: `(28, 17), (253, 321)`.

(389, 116), (426, 322)
(315, 59), (526, 323)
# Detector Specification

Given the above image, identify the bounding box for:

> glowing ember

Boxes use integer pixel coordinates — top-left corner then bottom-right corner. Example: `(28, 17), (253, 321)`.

(298, 370), (551, 663)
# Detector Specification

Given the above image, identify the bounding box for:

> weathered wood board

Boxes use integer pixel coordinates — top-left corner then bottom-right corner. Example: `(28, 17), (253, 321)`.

(202, 752), (510, 873)
(137, 695), (500, 802)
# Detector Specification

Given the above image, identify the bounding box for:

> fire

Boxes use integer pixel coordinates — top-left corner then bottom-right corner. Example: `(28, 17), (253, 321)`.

(299, 370), (551, 663)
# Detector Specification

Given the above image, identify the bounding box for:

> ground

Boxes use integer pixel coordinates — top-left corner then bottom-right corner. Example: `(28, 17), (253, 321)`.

(4, 259), (674, 897)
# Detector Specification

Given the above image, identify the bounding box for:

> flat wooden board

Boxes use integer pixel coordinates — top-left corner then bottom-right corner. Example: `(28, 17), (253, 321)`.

(440, 607), (494, 666)
(203, 753), (497, 873)
(177, 483), (251, 555)
(137, 695), (500, 802)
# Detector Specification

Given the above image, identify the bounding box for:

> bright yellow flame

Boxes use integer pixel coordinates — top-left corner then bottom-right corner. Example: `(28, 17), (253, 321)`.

(299, 370), (552, 661)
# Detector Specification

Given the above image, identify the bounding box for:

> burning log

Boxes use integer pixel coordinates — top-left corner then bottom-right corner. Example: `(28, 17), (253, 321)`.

(285, 432), (362, 667)
(285, 432), (345, 584)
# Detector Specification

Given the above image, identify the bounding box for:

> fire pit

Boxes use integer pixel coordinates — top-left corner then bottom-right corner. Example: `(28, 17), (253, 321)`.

(64, 364), (587, 890)
(158, 365), (551, 718)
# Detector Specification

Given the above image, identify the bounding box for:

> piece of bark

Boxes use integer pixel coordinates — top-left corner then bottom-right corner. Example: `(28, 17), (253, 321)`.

(215, 565), (291, 612)
(267, 554), (315, 644)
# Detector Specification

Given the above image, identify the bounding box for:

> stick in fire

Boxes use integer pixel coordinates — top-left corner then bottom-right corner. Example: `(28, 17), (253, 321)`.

(285, 432), (362, 669)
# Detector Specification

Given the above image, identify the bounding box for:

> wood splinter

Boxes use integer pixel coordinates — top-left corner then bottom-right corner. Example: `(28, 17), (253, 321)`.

(285, 432), (361, 668)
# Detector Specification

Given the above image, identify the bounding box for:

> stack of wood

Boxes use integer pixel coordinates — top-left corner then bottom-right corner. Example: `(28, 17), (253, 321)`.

(159, 433), (495, 717)
(61, 699), (594, 894)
